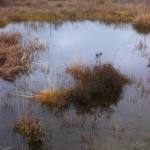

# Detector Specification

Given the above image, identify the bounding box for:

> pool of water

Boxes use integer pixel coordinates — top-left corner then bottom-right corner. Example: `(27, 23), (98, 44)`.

(1, 21), (150, 150)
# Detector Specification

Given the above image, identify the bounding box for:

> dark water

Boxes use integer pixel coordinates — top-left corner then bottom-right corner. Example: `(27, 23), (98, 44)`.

(1, 21), (150, 150)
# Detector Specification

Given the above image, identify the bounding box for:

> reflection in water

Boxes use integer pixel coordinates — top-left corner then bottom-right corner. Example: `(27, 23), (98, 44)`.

(0, 21), (150, 149)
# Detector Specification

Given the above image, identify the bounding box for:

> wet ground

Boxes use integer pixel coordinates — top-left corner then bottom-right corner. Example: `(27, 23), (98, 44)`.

(1, 21), (150, 150)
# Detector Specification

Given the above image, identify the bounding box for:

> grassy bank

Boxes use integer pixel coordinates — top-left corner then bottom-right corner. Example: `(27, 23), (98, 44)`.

(0, 0), (150, 33)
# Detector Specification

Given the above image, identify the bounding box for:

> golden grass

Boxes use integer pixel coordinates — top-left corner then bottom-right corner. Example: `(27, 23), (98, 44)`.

(0, 31), (42, 81)
(133, 13), (150, 34)
(0, 1), (150, 33)
(35, 88), (72, 108)
(13, 118), (44, 148)
(34, 62), (129, 113)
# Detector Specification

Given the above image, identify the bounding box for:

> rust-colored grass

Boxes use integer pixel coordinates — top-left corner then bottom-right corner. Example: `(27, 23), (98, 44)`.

(34, 62), (129, 113)
(133, 12), (150, 34)
(13, 118), (44, 149)
(35, 89), (72, 108)
(0, 31), (42, 81)
(66, 63), (129, 113)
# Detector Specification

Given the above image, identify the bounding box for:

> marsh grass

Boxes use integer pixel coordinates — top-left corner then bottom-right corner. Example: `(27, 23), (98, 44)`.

(133, 12), (150, 34)
(34, 88), (72, 110)
(66, 63), (128, 113)
(35, 62), (128, 114)
(13, 118), (44, 150)
(0, 31), (44, 81)
(0, 0), (150, 33)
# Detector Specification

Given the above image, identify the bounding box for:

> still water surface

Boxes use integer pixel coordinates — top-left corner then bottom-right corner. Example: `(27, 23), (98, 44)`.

(0, 21), (150, 150)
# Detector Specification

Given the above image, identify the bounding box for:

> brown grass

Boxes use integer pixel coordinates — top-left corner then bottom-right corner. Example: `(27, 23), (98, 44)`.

(66, 63), (128, 113)
(0, 31), (42, 81)
(13, 118), (44, 149)
(67, 63), (128, 98)
(0, 0), (150, 33)
(133, 13), (150, 34)
(35, 88), (72, 109)
(34, 62), (129, 114)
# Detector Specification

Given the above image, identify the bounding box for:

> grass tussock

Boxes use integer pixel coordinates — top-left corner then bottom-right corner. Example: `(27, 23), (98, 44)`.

(67, 63), (128, 98)
(0, 31), (43, 81)
(133, 13), (150, 34)
(35, 62), (128, 113)
(66, 63), (128, 113)
(13, 118), (44, 149)
(35, 88), (72, 109)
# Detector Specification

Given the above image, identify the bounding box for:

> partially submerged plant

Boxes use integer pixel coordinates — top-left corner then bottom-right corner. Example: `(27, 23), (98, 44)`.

(13, 118), (44, 149)
(35, 88), (72, 109)
(34, 60), (129, 114)
(0, 31), (44, 81)
(133, 14), (150, 34)
(66, 63), (129, 113)
(67, 63), (128, 98)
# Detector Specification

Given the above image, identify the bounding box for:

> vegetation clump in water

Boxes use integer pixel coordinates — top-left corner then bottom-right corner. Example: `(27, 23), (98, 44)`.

(35, 62), (129, 113)
(66, 63), (129, 113)
(0, 31), (44, 81)
(13, 118), (44, 150)
(35, 88), (71, 110)
(131, 12), (150, 34)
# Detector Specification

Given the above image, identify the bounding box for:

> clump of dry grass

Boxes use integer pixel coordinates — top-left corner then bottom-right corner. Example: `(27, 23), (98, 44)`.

(66, 63), (128, 113)
(133, 13), (150, 34)
(0, 31), (42, 81)
(34, 62), (128, 113)
(35, 88), (72, 109)
(13, 118), (44, 149)
(0, 0), (150, 34)
(67, 63), (128, 98)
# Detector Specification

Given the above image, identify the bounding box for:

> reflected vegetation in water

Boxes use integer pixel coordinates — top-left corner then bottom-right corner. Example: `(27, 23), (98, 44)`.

(1, 21), (150, 149)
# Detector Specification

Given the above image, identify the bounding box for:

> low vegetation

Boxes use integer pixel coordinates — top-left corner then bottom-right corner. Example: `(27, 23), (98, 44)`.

(35, 88), (71, 109)
(0, 0), (150, 33)
(35, 62), (129, 113)
(13, 118), (44, 150)
(133, 13), (150, 34)
(67, 63), (128, 113)
(0, 31), (43, 81)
